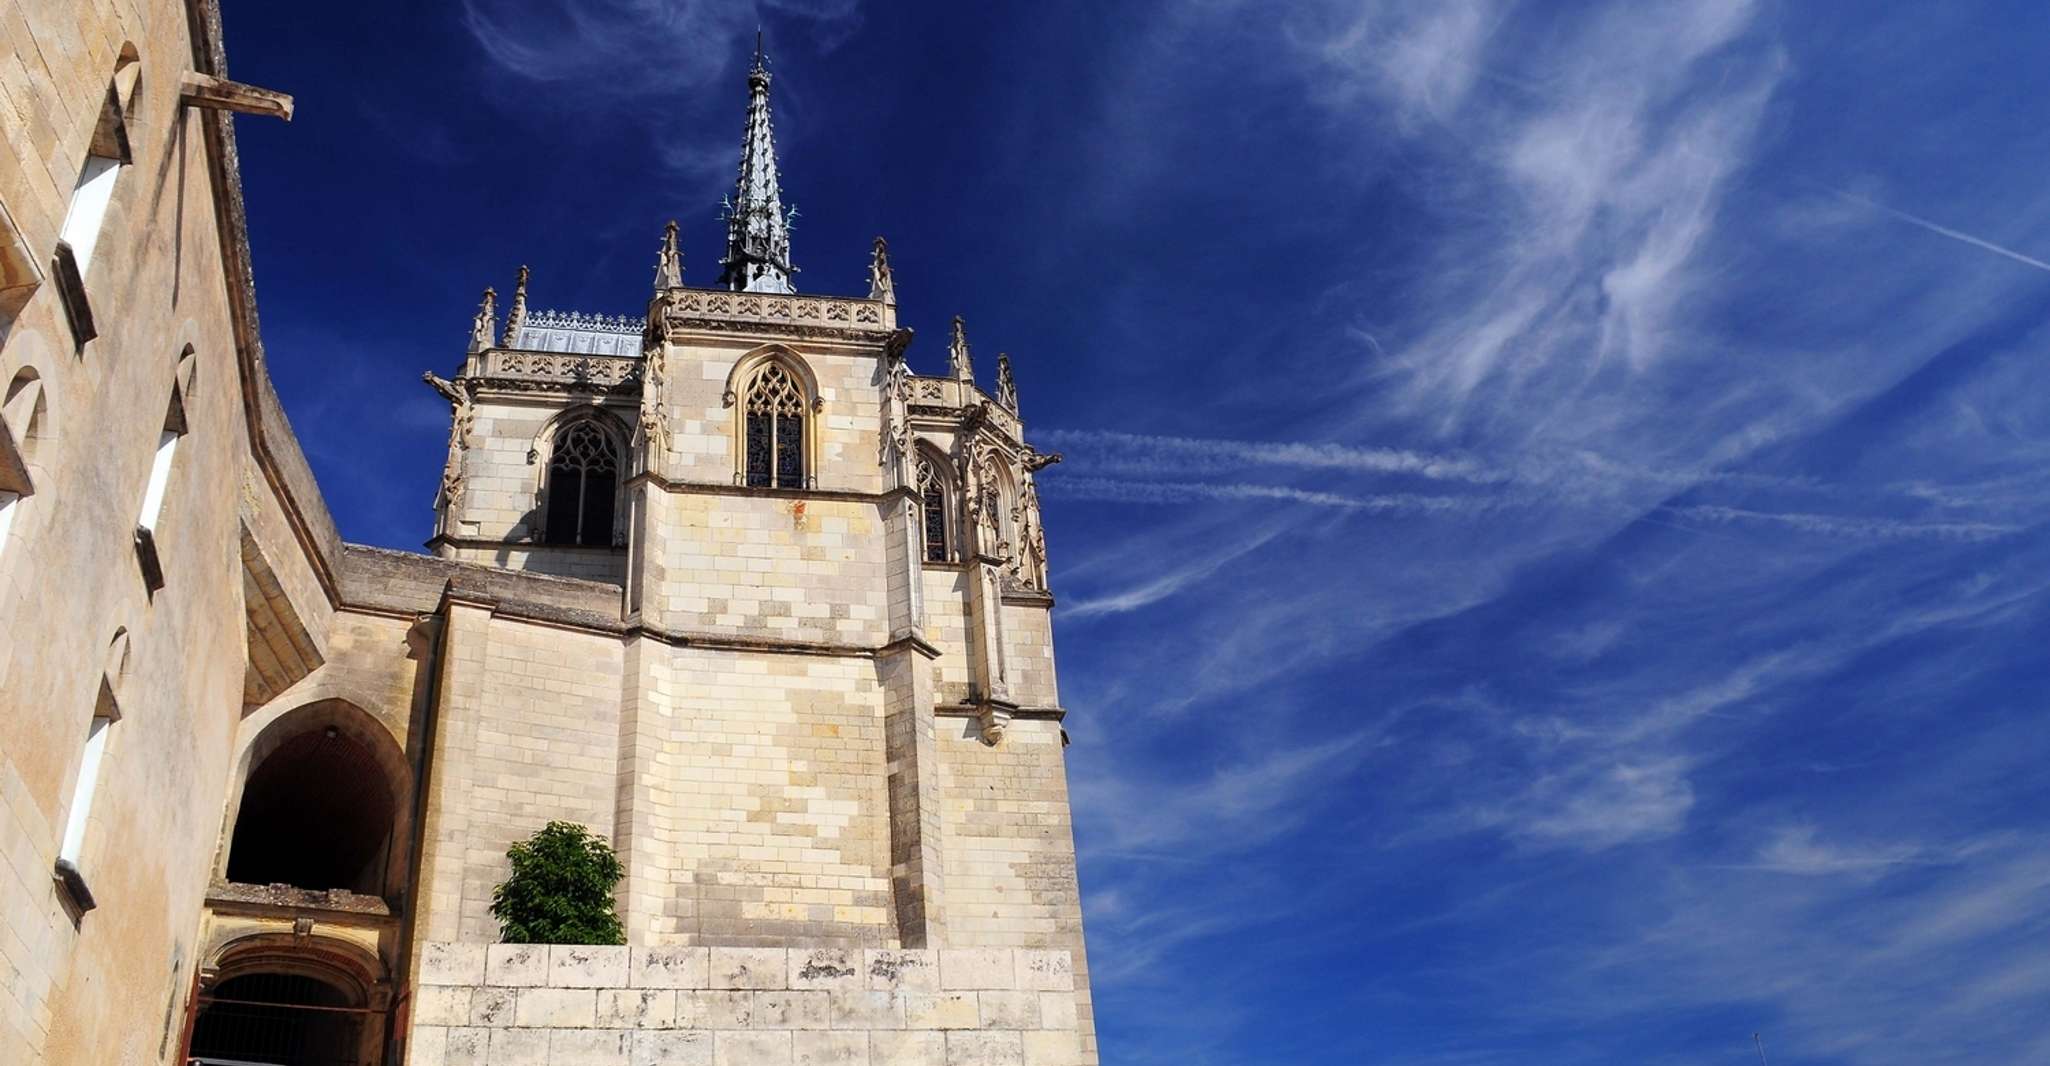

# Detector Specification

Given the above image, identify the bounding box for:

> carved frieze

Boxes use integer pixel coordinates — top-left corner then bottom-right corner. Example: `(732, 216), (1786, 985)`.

(659, 287), (890, 340)
(480, 350), (643, 394)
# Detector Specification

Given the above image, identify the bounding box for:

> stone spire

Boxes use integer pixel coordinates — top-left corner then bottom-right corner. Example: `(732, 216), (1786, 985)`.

(469, 286), (497, 354)
(655, 220), (683, 291)
(949, 315), (974, 382)
(501, 265), (529, 347)
(868, 236), (895, 305)
(718, 34), (796, 294)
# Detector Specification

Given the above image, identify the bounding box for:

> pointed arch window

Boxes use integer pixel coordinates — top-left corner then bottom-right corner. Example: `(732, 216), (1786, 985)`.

(543, 420), (619, 546)
(917, 455), (950, 562)
(743, 361), (807, 488)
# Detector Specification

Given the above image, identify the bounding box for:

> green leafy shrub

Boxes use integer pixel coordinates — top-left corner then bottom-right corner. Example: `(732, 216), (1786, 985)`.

(489, 821), (624, 945)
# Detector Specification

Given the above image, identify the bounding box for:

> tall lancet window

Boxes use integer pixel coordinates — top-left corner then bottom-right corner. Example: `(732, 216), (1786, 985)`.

(544, 420), (618, 546)
(744, 362), (806, 488)
(918, 455), (950, 562)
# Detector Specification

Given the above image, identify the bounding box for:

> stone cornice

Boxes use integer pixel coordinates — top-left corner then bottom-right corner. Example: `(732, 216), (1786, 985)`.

(934, 701), (1066, 722)
(627, 471), (917, 508)
(188, 0), (348, 609)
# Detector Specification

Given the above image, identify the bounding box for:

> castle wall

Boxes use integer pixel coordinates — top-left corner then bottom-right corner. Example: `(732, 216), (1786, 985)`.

(1000, 604), (1060, 711)
(923, 567), (977, 705)
(452, 618), (626, 942)
(646, 489), (889, 644)
(936, 719), (1095, 1062)
(615, 644), (897, 947)
(408, 942), (1082, 1066)
(0, 2), (306, 1062)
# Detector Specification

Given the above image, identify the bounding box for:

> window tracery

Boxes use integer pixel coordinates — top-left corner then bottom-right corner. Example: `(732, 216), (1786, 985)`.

(917, 455), (950, 562)
(543, 419), (619, 546)
(743, 360), (807, 488)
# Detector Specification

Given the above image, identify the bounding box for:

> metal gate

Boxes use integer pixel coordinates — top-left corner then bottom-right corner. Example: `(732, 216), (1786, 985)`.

(186, 972), (373, 1066)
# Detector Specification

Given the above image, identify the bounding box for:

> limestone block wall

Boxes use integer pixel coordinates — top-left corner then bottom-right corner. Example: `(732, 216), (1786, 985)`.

(621, 645), (896, 946)
(448, 619), (627, 941)
(936, 720), (1094, 1061)
(998, 606), (1058, 710)
(650, 491), (888, 645)
(921, 568), (975, 705)
(0, 2), (295, 1062)
(662, 340), (886, 494)
(478, 544), (628, 585)
(407, 943), (1083, 1066)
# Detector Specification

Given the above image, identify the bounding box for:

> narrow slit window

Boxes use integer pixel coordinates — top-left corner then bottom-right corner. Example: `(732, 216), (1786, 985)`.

(57, 638), (123, 913)
(58, 712), (113, 868)
(137, 428), (178, 531)
(133, 371), (188, 591)
(58, 155), (121, 276)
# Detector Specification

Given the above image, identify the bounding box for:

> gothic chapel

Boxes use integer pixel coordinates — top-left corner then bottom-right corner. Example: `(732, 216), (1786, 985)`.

(0, 5), (1092, 1065)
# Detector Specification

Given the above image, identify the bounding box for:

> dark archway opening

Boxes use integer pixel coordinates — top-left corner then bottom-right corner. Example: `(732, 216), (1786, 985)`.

(226, 726), (395, 894)
(189, 972), (365, 1066)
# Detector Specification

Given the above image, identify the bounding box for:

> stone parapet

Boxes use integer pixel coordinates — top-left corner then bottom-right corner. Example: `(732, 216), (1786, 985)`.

(409, 943), (1080, 1065)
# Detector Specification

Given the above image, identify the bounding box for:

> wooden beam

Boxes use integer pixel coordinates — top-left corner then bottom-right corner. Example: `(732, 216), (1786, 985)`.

(179, 72), (293, 122)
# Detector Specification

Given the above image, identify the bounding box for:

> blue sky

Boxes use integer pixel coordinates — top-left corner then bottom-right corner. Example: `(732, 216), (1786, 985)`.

(221, 1), (2050, 1062)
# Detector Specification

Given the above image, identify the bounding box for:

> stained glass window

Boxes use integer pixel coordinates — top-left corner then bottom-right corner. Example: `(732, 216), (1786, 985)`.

(918, 456), (948, 562)
(743, 362), (807, 488)
(544, 420), (618, 546)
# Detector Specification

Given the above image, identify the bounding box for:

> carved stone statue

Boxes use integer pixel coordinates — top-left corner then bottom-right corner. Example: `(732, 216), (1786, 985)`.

(868, 235), (895, 305)
(422, 372), (475, 532)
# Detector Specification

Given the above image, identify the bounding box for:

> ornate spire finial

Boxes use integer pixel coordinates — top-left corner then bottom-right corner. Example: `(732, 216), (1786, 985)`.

(995, 353), (1018, 412)
(656, 220), (683, 290)
(719, 37), (796, 293)
(868, 236), (895, 305)
(469, 286), (498, 354)
(502, 265), (530, 347)
(949, 315), (975, 382)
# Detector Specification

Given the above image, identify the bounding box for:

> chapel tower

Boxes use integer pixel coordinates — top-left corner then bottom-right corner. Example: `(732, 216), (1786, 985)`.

(411, 42), (1095, 1064)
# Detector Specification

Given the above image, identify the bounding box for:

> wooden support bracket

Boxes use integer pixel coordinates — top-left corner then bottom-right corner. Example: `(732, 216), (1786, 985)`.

(179, 72), (293, 122)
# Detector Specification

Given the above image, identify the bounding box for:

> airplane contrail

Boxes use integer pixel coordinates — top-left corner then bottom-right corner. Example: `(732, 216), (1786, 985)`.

(1829, 187), (2050, 273)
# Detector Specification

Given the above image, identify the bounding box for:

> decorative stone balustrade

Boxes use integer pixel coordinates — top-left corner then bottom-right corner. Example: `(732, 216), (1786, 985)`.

(480, 349), (643, 393)
(660, 287), (895, 338)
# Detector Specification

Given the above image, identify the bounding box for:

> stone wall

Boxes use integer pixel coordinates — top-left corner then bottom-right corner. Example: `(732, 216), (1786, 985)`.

(0, 1), (306, 1063)
(935, 720), (1095, 1062)
(408, 943), (1083, 1066)
(648, 490), (890, 645)
(660, 339), (887, 495)
(616, 644), (897, 946)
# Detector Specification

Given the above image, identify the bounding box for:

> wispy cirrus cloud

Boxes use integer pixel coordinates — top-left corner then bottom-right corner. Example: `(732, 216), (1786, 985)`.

(457, 0), (864, 180)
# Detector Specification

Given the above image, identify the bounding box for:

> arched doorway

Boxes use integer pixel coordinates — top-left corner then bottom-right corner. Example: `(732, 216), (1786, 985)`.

(188, 971), (367, 1066)
(186, 933), (392, 1066)
(223, 701), (409, 898)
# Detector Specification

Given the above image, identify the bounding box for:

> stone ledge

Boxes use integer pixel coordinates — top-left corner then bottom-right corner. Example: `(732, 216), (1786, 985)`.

(406, 986), (1077, 1034)
(408, 1024), (1082, 1066)
(423, 945), (1067, 996)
